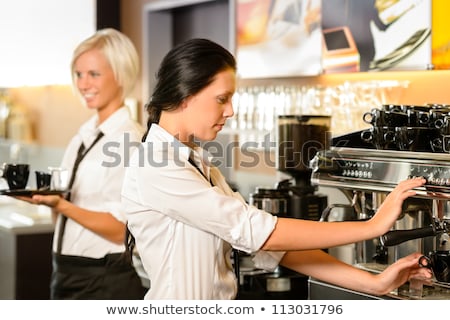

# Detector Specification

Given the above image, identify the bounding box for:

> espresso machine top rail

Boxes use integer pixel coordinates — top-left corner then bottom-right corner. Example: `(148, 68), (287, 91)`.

(310, 147), (450, 199)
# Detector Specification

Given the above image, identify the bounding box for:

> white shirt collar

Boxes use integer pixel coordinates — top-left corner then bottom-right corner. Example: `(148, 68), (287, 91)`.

(78, 106), (130, 145)
(146, 124), (214, 167)
(146, 123), (191, 160)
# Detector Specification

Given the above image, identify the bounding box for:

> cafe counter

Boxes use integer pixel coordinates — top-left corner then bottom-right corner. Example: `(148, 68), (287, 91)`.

(0, 195), (54, 299)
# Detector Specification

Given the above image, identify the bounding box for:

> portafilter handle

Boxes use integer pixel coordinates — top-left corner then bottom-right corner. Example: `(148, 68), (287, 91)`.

(380, 225), (436, 247)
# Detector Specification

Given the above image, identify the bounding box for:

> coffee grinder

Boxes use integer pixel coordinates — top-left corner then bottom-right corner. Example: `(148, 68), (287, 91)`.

(239, 115), (330, 300)
(275, 115), (330, 220)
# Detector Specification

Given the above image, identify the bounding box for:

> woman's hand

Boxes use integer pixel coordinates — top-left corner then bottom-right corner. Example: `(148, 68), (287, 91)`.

(373, 252), (432, 295)
(281, 249), (432, 297)
(15, 194), (63, 209)
(368, 177), (426, 235)
(13, 194), (66, 224)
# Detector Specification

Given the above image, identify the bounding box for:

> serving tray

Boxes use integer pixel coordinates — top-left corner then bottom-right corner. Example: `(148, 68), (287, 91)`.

(0, 189), (69, 197)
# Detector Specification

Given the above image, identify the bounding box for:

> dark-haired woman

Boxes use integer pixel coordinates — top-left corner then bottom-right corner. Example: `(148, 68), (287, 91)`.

(122, 38), (431, 299)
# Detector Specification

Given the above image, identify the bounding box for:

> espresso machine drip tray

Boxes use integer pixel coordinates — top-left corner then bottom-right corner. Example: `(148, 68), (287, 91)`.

(354, 263), (450, 300)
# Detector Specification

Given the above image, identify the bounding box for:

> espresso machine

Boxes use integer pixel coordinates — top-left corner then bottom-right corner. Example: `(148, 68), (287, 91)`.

(308, 104), (450, 299)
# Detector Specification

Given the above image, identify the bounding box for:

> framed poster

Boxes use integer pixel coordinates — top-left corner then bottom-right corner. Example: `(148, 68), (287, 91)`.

(432, 0), (450, 69)
(236, 0), (322, 78)
(321, 0), (432, 73)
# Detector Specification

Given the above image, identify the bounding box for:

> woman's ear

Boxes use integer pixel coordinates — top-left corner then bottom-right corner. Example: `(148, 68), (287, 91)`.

(180, 99), (189, 110)
(181, 95), (195, 110)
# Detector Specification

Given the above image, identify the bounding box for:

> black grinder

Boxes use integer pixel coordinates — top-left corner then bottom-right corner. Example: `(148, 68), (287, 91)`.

(276, 115), (330, 221)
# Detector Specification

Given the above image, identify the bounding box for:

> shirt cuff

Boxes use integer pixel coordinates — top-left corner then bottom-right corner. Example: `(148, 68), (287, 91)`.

(252, 250), (286, 271)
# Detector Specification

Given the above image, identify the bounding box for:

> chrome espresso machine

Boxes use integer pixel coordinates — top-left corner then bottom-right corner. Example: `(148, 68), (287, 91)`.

(308, 104), (450, 299)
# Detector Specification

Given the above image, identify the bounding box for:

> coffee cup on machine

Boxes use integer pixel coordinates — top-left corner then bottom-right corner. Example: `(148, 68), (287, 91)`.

(419, 251), (450, 283)
(0, 163), (30, 190)
(363, 109), (408, 127)
(406, 108), (430, 127)
(394, 127), (437, 152)
(360, 126), (396, 150)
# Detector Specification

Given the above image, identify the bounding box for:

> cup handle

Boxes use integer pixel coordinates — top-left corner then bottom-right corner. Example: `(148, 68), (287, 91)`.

(362, 112), (374, 124)
(319, 205), (333, 222)
(418, 113), (430, 124)
(360, 130), (373, 142)
(431, 138), (443, 152)
(319, 204), (353, 222)
(435, 118), (445, 129)
(419, 255), (431, 268)
(384, 131), (395, 143)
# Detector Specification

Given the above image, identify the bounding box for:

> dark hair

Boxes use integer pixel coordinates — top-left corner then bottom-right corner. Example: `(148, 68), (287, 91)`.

(142, 38), (237, 141)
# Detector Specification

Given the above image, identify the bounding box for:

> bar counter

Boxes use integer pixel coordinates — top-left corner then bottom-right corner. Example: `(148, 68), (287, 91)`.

(0, 195), (53, 299)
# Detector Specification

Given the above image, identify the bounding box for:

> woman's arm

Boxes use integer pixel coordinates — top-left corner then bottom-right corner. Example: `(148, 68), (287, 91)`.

(280, 249), (432, 296)
(19, 194), (125, 244)
(262, 177), (425, 251)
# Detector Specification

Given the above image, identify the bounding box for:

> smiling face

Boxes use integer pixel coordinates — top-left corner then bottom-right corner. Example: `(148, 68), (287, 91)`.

(73, 48), (123, 122)
(181, 68), (236, 143)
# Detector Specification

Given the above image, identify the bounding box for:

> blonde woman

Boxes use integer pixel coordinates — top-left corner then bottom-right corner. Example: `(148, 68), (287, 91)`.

(24, 28), (146, 299)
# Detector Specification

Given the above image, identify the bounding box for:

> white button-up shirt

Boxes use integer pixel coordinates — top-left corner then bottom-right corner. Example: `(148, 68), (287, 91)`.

(53, 107), (144, 257)
(122, 124), (284, 299)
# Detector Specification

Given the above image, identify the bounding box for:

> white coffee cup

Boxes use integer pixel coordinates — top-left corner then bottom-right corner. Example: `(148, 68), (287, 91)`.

(48, 167), (69, 191)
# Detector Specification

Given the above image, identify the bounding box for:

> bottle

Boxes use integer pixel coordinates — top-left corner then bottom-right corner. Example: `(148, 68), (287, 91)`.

(0, 88), (11, 138)
(6, 102), (33, 142)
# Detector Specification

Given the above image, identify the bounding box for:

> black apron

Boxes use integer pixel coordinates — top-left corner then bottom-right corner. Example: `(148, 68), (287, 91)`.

(51, 252), (146, 300)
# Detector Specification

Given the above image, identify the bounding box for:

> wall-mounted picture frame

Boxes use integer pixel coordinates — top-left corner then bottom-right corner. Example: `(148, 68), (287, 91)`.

(236, 0), (322, 78)
(322, 0), (432, 73)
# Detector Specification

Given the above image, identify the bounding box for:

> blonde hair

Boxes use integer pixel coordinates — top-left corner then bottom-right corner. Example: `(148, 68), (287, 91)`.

(71, 28), (139, 100)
